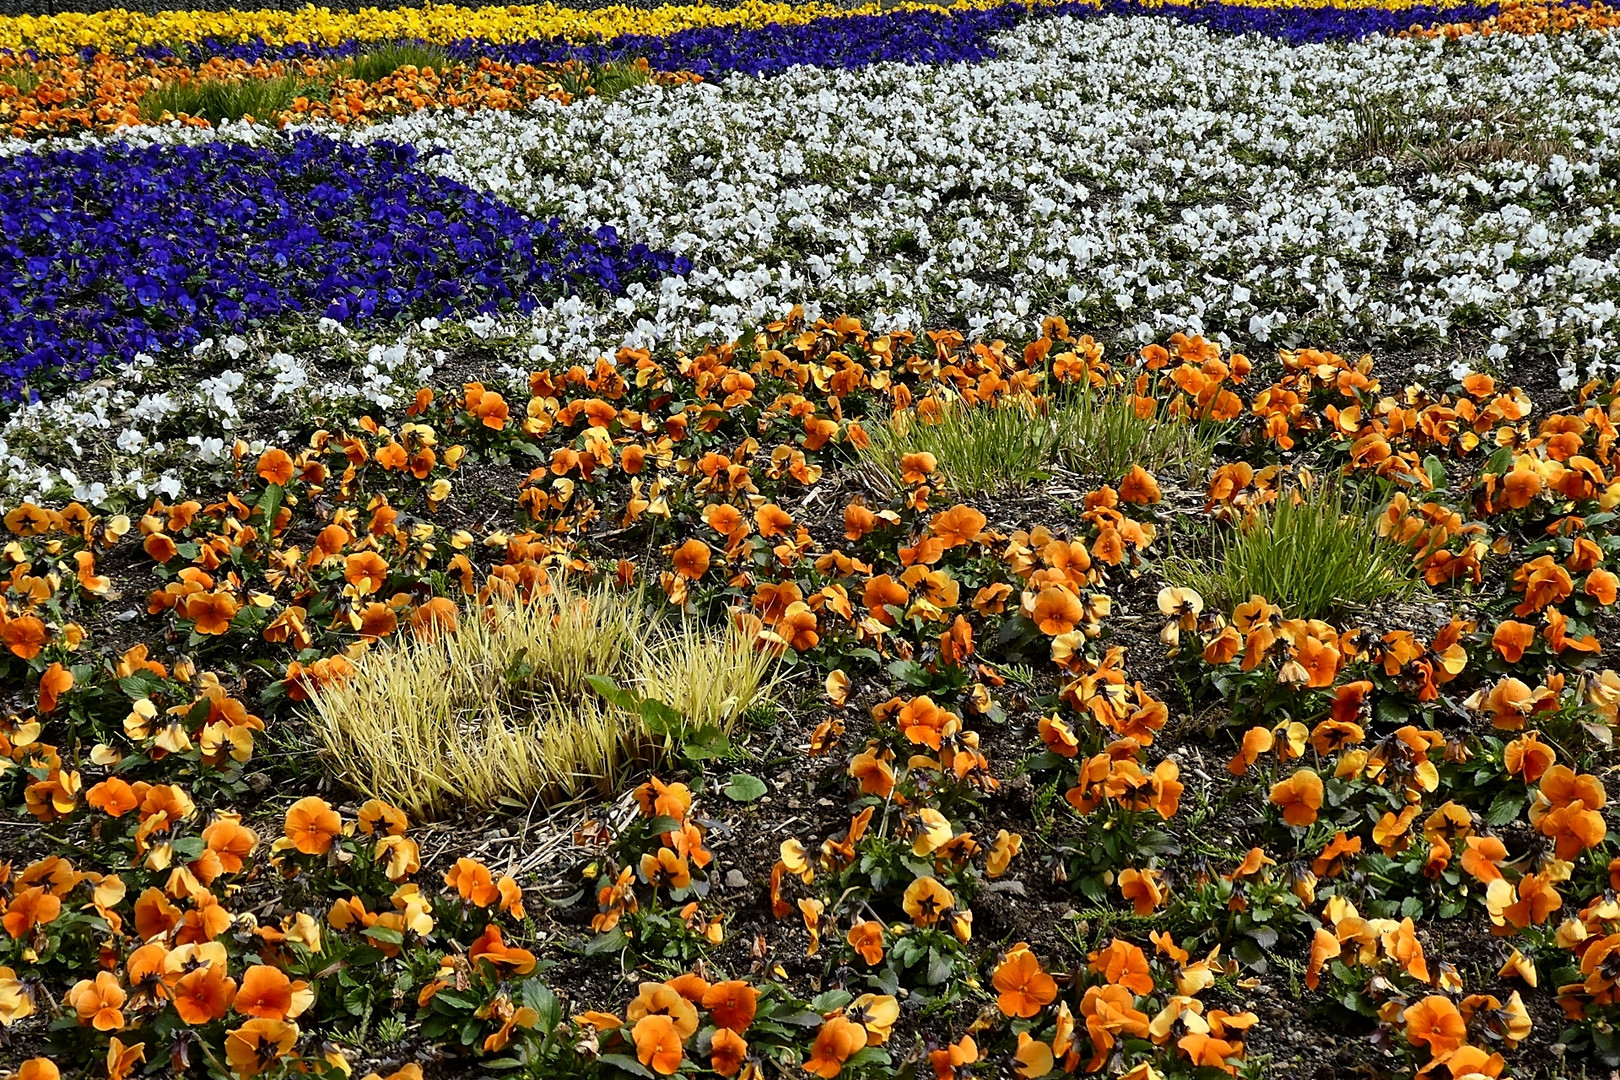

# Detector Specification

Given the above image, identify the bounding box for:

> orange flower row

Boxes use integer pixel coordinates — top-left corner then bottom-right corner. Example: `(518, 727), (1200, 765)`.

(0, 52), (697, 136)
(1405, 0), (1620, 37)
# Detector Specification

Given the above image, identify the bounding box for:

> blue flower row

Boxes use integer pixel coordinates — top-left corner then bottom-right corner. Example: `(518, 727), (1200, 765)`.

(121, 0), (1499, 74)
(0, 133), (689, 398)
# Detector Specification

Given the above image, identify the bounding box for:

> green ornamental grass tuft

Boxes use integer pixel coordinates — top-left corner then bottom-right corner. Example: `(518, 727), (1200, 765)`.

(0, 66), (42, 95)
(859, 393), (1057, 497)
(560, 58), (655, 101)
(337, 43), (454, 84)
(138, 74), (312, 124)
(1165, 482), (1420, 620)
(858, 387), (1215, 499)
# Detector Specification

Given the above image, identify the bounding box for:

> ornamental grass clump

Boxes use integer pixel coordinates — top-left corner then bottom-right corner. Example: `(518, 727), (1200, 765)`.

(559, 58), (656, 101)
(1052, 385), (1217, 483)
(1166, 482), (1420, 621)
(0, 65), (40, 95)
(859, 389), (1212, 498)
(137, 74), (312, 125)
(308, 582), (774, 819)
(338, 42), (453, 84)
(859, 393), (1059, 497)
(636, 617), (780, 739)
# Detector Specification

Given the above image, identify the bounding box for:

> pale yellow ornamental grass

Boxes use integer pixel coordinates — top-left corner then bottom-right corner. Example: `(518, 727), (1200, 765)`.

(308, 582), (775, 819)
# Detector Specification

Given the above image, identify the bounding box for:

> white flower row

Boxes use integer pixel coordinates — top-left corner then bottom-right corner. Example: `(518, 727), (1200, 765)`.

(364, 17), (1620, 373)
(7, 15), (1620, 505)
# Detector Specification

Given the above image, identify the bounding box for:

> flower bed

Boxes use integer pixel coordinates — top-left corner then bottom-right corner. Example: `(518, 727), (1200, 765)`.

(4, 3), (1620, 1080)
(0, 51), (696, 137)
(3, 311), (1619, 1079)
(0, 0), (1017, 56)
(0, 132), (687, 395)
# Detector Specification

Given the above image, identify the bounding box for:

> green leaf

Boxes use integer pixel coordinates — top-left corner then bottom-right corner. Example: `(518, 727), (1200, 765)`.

(681, 724), (732, 761)
(809, 990), (852, 1014)
(642, 815), (683, 836)
(363, 925), (404, 945)
(1023, 750), (1069, 772)
(925, 947), (954, 986)
(584, 928), (628, 956)
(1485, 789), (1527, 828)
(845, 1048), (891, 1070)
(505, 649), (536, 686)
(723, 773), (768, 802)
(1374, 698), (1410, 726)
(639, 696), (686, 737)
(887, 659), (931, 689)
(585, 675), (642, 712)
(117, 672), (163, 699)
(171, 836), (206, 860)
(256, 482), (284, 527)
(521, 979), (561, 1034)
(185, 695), (214, 727)
(1231, 938), (1265, 970)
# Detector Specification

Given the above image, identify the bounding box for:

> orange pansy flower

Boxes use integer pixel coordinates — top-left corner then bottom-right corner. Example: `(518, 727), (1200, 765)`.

(805, 1015), (867, 1078)
(671, 539), (711, 580)
(846, 921), (886, 965)
(709, 1028), (748, 1076)
(67, 972), (126, 1031)
(37, 662), (72, 714)
(256, 449), (295, 485)
(1031, 586), (1083, 636)
(931, 504), (987, 547)
(632, 1014), (685, 1076)
(1090, 939), (1154, 995)
(993, 944), (1057, 1018)
(901, 876), (955, 928)
(235, 965), (303, 1020)
(1119, 465), (1162, 505)
(1491, 620), (1537, 663)
(172, 963), (236, 1024)
(1269, 769), (1324, 827)
(702, 980), (759, 1033)
(2, 886), (61, 938)
(1402, 996), (1466, 1055)
(283, 796), (341, 856)
(224, 1018), (298, 1078)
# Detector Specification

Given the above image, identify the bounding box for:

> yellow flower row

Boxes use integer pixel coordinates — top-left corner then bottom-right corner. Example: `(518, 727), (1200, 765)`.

(0, 0), (976, 55)
(1, 0), (1484, 57)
